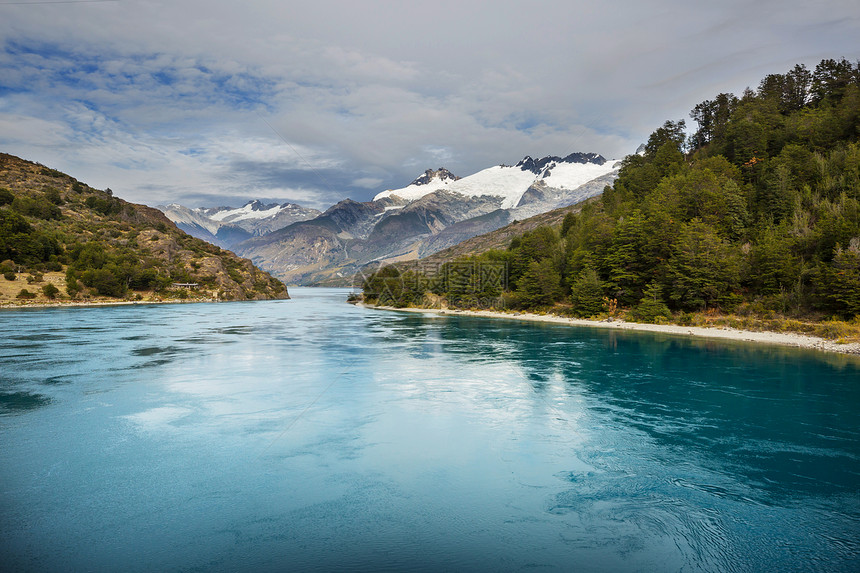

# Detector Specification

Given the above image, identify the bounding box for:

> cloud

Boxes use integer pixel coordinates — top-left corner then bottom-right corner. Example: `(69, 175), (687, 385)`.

(1, 0), (858, 208)
(352, 177), (385, 189)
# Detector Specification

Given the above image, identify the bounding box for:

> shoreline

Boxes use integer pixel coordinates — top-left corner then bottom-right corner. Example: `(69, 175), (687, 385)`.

(0, 296), (289, 310)
(0, 298), (216, 310)
(359, 303), (860, 356)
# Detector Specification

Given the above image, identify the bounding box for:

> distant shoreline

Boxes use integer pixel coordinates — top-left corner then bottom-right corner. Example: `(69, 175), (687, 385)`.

(359, 304), (860, 356)
(0, 299), (209, 310)
(0, 297), (290, 310)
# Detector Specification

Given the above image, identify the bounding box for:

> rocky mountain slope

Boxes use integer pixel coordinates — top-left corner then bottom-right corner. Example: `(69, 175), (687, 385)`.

(233, 153), (619, 285)
(158, 200), (320, 249)
(0, 153), (289, 304)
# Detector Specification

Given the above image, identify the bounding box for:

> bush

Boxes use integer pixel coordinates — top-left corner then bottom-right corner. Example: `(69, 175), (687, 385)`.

(16, 288), (36, 299)
(66, 276), (81, 298)
(42, 283), (60, 299)
(44, 187), (64, 205)
(0, 187), (13, 206)
(11, 196), (62, 220)
(630, 282), (673, 324)
(26, 272), (43, 284)
(814, 320), (858, 340)
(80, 268), (125, 297)
(84, 195), (121, 216)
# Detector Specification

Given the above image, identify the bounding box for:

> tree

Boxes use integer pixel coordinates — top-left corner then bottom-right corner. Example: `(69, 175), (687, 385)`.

(690, 93), (738, 150)
(828, 240), (860, 317)
(645, 120), (687, 156)
(667, 220), (740, 311)
(605, 209), (649, 305)
(81, 268), (125, 297)
(569, 267), (605, 317)
(42, 283), (60, 299)
(630, 281), (672, 323)
(516, 259), (562, 307)
(811, 58), (859, 104)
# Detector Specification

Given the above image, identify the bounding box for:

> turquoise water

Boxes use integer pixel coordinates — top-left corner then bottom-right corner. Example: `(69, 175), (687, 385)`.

(1, 288), (859, 572)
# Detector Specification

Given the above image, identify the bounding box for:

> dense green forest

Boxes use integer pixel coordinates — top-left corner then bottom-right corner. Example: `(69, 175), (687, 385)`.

(362, 59), (860, 327)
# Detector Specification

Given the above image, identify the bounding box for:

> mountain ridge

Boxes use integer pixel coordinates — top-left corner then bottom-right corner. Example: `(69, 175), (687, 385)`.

(229, 152), (619, 285)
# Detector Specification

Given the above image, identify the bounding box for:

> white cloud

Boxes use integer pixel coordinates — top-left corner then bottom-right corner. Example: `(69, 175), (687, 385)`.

(352, 177), (385, 189)
(0, 0), (858, 208)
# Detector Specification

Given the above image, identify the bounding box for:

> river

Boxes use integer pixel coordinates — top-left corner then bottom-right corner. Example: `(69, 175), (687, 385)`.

(1, 288), (858, 571)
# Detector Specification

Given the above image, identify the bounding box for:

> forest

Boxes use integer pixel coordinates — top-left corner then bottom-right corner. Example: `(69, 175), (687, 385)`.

(362, 59), (860, 328)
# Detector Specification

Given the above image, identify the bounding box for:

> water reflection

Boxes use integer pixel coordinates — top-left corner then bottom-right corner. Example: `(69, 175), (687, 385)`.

(0, 390), (52, 413)
(1, 291), (858, 571)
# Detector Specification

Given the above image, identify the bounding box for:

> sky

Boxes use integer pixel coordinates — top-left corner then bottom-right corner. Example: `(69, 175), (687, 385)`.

(1, 0), (859, 210)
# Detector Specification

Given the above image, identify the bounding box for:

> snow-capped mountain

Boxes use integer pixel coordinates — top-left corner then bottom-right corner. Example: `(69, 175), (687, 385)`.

(158, 200), (320, 248)
(375, 153), (618, 209)
(236, 152), (621, 285)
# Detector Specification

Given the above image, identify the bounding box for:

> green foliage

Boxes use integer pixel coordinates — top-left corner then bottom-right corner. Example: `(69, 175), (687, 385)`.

(828, 242), (860, 317)
(84, 195), (122, 216)
(516, 258), (562, 307)
(630, 282), (672, 323)
(44, 187), (64, 205)
(362, 265), (408, 306)
(42, 283), (59, 299)
(80, 268), (126, 297)
(12, 196), (61, 220)
(477, 58), (860, 321)
(569, 267), (605, 317)
(0, 187), (13, 206)
(667, 220), (740, 311)
(16, 288), (36, 299)
(0, 208), (62, 266)
(3, 271), (15, 281)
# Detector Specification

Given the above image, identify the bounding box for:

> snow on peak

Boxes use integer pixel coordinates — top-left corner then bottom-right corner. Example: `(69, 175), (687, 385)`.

(374, 168), (460, 202)
(410, 168), (460, 187)
(374, 153), (619, 208)
(207, 200), (290, 222)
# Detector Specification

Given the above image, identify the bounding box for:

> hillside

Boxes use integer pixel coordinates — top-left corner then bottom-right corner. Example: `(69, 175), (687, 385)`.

(0, 153), (289, 305)
(412, 196), (602, 266)
(360, 59), (860, 337)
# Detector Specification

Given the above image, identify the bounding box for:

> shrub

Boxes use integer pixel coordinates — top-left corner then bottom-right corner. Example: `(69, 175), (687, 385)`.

(44, 187), (64, 205)
(80, 268), (125, 297)
(16, 288), (36, 299)
(630, 282), (673, 324)
(3, 271), (15, 281)
(42, 283), (59, 299)
(11, 196), (62, 220)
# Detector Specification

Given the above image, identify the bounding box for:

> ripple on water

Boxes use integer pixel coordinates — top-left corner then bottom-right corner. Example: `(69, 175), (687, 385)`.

(0, 390), (52, 414)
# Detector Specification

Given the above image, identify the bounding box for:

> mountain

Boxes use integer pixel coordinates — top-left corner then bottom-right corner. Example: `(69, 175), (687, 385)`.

(158, 200), (320, 249)
(0, 153), (289, 304)
(235, 153), (620, 285)
(375, 152), (614, 208)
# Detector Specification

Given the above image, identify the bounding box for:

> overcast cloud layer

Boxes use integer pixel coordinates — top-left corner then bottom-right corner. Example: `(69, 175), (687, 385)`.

(1, 0), (859, 209)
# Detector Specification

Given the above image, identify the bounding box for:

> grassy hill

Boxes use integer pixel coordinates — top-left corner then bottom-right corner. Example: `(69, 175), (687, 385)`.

(0, 153), (289, 305)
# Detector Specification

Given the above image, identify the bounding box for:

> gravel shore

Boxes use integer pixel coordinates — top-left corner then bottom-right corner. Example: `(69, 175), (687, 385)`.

(362, 304), (860, 356)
